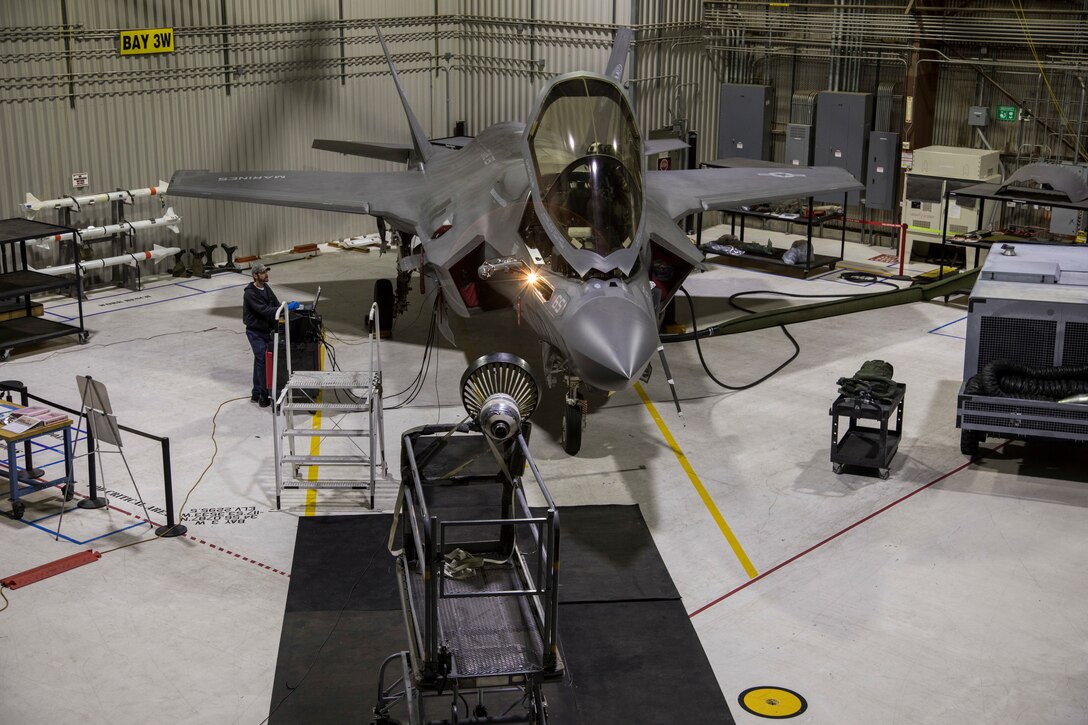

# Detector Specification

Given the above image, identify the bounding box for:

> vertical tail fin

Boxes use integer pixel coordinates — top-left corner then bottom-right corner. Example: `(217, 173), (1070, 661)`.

(604, 27), (634, 82)
(376, 27), (433, 167)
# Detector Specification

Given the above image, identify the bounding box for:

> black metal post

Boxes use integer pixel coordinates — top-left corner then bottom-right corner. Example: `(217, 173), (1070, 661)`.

(155, 437), (186, 537)
(685, 131), (698, 235)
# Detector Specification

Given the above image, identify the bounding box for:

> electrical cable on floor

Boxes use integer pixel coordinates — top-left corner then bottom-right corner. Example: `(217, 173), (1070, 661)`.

(682, 288), (800, 391)
(98, 395), (249, 553)
(0, 585), (8, 613)
(324, 329), (369, 346)
(839, 271), (900, 288)
(260, 545), (381, 724)
(679, 279), (908, 391)
(386, 298), (440, 410)
(0, 327), (237, 366)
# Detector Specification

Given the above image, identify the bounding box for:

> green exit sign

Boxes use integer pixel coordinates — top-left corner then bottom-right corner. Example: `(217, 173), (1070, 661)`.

(997, 105), (1018, 122)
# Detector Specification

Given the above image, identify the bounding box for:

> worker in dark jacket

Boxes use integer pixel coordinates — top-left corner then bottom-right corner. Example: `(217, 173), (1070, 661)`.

(243, 263), (294, 407)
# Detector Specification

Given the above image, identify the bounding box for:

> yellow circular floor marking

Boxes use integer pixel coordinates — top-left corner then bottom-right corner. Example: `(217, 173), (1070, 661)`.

(738, 686), (808, 719)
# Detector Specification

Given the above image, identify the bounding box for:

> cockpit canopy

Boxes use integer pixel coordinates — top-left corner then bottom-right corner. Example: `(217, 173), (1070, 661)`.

(526, 77), (643, 261)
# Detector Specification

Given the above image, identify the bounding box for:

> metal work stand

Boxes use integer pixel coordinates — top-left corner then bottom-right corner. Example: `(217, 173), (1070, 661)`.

(374, 423), (561, 724)
(830, 383), (906, 480)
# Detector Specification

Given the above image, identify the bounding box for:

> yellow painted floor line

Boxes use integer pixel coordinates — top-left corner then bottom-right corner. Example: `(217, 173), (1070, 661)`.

(304, 393), (323, 516)
(304, 407), (319, 513)
(634, 383), (758, 579)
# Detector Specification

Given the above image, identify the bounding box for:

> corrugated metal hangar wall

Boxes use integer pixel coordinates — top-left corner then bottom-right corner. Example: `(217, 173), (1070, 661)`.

(4, 1), (1088, 257)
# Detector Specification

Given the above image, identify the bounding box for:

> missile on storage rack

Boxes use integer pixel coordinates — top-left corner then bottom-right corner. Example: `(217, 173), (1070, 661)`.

(22, 181), (170, 216)
(36, 244), (181, 277)
(30, 207), (182, 247)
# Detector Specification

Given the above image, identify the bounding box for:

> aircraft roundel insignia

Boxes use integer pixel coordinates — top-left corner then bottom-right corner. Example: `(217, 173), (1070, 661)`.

(757, 171), (806, 178)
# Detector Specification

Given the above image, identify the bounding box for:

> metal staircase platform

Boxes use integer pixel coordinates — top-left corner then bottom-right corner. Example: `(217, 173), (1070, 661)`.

(271, 300), (391, 510)
(282, 454), (369, 465)
(286, 370), (376, 389)
(282, 427), (369, 437)
(280, 478), (373, 490)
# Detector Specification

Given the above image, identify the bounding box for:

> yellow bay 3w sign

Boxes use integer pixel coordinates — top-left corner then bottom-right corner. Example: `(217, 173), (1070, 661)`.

(119, 28), (174, 55)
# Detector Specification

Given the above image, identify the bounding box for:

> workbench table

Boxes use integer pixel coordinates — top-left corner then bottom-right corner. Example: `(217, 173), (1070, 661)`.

(0, 402), (75, 520)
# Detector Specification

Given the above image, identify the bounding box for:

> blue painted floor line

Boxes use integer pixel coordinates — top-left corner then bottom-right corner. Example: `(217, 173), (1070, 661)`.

(22, 510), (150, 544)
(44, 278), (248, 319)
(927, 315), (968, 339)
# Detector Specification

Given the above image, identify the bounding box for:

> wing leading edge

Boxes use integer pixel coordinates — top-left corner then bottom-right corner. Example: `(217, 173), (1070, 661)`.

(167, 169), (424, 229)
(646, 166), (865, 222)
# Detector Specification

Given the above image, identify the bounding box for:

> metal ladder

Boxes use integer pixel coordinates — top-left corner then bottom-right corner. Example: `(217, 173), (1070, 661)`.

(271, 301), (389, 510)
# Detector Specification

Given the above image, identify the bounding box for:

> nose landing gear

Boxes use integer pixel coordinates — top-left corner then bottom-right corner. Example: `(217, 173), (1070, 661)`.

(561, 377), (586, 455)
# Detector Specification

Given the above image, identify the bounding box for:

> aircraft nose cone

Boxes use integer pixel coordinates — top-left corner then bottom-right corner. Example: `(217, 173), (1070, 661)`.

(564, 294), (658, 392)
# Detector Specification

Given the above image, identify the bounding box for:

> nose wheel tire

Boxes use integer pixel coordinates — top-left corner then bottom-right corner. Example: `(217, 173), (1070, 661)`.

(960, 429), (983, 457)
(372, 278), (395, 336)
(562, 400), (583, 455)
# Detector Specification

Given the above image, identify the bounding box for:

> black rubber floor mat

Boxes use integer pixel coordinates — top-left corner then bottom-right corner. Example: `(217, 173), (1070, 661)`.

(284, 514), (399, 613)
(272, 505), (729, 723)
(547, 600), (734, 724)
(550, 504), (681, 603)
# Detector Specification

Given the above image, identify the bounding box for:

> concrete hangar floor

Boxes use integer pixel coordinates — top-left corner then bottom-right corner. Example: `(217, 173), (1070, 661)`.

(1, 229), (1085, 725)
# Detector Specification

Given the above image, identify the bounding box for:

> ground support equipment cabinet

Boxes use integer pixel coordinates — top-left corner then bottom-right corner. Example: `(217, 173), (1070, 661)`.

(830, 383), (906, 479)
(0, 218), (87, 360)
(956, 244), (1088, 455)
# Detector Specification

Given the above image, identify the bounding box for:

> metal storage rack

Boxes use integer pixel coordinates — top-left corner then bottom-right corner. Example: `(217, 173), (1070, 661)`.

(830, 383), (906, 479)
(0, 218), (87, 360)
(696, 157), (848, 277)
(939, 177), (1088, 270)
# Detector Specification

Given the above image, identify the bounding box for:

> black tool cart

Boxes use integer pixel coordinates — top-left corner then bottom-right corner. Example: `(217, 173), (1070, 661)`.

(0, 218), (87, 360)
(830, 382), (906, 480)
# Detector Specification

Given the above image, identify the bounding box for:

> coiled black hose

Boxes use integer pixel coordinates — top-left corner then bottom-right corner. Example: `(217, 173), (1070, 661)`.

(964, 359), (1088, 401)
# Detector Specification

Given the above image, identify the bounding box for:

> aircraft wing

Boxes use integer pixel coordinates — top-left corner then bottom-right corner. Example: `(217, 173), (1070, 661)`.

(167, 169), (425, 228)
(645, 166), (864, 222)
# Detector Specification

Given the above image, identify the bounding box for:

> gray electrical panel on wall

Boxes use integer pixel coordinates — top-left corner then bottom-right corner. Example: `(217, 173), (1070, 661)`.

(814, 91), (873, 204)
(866, 131), (901, 210)
(785, 123), (814, 166)
(717, 84), (774, 161)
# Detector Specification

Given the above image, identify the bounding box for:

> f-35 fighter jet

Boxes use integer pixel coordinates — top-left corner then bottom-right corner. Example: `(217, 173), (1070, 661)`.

(169, 28), (862, 454)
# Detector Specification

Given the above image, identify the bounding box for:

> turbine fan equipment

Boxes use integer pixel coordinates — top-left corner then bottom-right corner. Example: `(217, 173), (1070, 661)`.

(460, 353), (541, 441)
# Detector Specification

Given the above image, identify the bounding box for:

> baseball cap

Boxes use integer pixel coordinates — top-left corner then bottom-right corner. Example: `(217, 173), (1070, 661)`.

(251, 263), (269, 275)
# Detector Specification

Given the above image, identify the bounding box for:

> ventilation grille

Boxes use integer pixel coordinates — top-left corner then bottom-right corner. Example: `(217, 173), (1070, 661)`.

(961, 397), (1088, 437)
(1063, 321), (1088, 366)
(978, 316), (1056, 370)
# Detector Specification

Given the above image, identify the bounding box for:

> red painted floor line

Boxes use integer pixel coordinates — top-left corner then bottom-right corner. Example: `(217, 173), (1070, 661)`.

(689, 452), (992, 619)
(68, 492), (291, 578)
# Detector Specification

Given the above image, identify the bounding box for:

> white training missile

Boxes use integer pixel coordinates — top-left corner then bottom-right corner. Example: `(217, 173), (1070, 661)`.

(36, 244), (181, 277)
(29, 207), (181, 247)
(22, 181), (169, 216)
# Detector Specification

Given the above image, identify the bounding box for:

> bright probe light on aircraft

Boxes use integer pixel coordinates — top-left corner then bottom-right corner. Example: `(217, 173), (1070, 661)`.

(525, 270), (540, 286)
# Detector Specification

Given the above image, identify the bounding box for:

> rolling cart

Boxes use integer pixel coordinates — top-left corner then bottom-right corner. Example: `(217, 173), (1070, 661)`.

(830, 382), (906, 480)
(373, 354), (561, 725)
